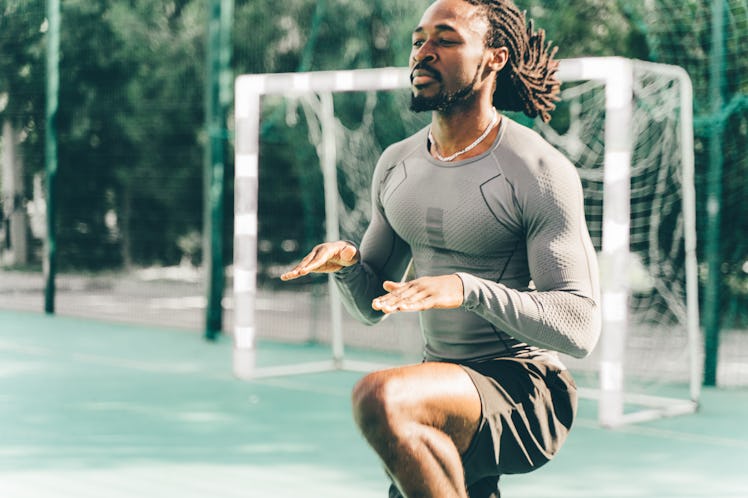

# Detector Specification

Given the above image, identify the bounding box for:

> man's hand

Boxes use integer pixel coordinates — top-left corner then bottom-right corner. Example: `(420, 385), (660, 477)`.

(280, 241), (359, 281)
(372, 275), (464, 314)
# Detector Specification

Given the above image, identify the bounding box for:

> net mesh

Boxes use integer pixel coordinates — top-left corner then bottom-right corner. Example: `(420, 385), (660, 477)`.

(255, 90), (426, 357)
(536, 64), (696, 391)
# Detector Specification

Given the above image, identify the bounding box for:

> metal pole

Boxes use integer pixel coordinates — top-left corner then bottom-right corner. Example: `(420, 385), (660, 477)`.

(598, 58), (634, 428)
(232, 77), (261, 379)
(44, 0), (60, 315)
(703, 0), (725, 387)
(319, 92), (344, 366)
(681, 77), (701, 405)
(204, 0), (234, 340)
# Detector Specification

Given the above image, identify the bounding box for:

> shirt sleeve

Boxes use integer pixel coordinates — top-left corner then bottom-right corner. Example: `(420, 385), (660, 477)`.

(333, 156), (412, 325)
(458, 155), (601, 358)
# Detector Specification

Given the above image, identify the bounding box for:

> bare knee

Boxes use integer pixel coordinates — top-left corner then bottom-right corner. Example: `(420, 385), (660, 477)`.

(351, 371), (410, 442)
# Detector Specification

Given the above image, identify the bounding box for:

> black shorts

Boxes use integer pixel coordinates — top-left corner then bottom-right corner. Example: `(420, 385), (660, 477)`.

(460, 357), (577, 486)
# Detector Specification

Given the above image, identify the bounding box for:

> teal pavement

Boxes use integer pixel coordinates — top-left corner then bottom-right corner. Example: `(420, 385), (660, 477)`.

(1, 310), (746, 497)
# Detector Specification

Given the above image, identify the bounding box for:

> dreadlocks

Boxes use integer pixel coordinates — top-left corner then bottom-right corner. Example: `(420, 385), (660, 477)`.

(464, 0), (560, 122)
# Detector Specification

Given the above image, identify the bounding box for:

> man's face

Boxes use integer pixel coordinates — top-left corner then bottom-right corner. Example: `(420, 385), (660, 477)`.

(409, 0), (491, 112)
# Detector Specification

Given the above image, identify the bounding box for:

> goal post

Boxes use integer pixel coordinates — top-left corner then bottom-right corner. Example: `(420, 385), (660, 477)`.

(551, 58), (700, 426)
(233, 57), (700, 427)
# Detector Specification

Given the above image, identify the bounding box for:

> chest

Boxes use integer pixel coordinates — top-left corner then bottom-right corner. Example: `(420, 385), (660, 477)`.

(379, 157), (524, 256)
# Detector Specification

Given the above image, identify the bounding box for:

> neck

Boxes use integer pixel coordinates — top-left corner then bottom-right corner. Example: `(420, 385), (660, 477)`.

(429, 103), (501, 161)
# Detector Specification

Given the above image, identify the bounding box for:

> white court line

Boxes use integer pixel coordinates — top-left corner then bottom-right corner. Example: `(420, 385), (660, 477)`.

(0, 339), (361, 396)
(574, 416), (748, 449)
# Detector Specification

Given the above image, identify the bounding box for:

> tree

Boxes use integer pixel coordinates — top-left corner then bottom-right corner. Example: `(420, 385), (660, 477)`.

(105, 0), (207, 267)
(0, 0), (46, 266)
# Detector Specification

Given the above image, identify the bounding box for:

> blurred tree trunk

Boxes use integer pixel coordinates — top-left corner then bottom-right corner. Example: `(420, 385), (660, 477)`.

(1, 119), (28, 266)
(120, 182), (133, 270)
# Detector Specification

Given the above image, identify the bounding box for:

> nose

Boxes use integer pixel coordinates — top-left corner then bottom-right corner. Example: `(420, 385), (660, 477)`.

(411, 43), (436, 65)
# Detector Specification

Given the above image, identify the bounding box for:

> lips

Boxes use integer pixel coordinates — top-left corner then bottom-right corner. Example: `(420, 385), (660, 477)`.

(410, 66), (440, 86)
(412, 75), (437, 86)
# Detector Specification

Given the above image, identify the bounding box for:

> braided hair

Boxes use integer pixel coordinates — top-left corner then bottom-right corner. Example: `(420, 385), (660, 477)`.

(464, 0), (560, 122)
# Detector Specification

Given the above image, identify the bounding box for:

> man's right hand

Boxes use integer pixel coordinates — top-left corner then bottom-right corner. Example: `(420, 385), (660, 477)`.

(280, 241), (360, 281)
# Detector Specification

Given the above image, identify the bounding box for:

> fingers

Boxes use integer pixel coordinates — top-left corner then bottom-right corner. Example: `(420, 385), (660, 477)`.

(280, 241), (359, 281)
(340, 243), (359, 264)
(280, 245), (330, 281)
(372, 275), (464, 313)
(382, 280), (402, 292)
(373, 280), (431, 313)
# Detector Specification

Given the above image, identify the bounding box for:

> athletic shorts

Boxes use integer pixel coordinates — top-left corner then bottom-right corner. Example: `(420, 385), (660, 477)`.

(388, 357), (577, 498)
(460, 358), (577, 479)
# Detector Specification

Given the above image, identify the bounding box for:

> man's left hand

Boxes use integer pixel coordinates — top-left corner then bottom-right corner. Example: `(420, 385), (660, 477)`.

(372, 275), (464, 314)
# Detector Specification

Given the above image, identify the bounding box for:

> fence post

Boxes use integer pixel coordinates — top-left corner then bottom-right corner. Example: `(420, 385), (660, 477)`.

(44, 0), (60, 315)
(703, 0), (726, 387)
(204, 0), (234, 340)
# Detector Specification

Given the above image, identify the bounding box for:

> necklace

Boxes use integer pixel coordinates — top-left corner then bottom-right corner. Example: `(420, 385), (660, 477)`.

(428, 109), (499, 162)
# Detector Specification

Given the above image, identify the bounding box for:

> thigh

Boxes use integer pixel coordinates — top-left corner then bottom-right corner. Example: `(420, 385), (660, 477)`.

(353, 361), (482, 454)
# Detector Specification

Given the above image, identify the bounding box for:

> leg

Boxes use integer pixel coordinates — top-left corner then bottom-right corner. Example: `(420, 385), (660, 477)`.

(351, 362), (482, 498)
(466, 476), (500, 498)
(389, 476), (499, 498)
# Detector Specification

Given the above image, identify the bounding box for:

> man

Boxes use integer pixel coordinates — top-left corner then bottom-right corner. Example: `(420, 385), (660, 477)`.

(281, 0), (601, 496)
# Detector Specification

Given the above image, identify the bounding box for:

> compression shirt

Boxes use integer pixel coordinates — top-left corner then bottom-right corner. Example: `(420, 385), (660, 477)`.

(334, 116), (601, 366)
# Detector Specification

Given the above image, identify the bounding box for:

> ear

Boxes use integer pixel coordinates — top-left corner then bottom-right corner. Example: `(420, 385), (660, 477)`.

(487, 46), (509, 73)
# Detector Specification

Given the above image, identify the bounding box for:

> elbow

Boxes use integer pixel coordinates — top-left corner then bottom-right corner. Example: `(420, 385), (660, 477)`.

(569, 303), (602, 359)
(556, 298), (601, 359)
(563, 333), (598, 359)
(561, 337), (593, 359)
(567, 338), (597, 359)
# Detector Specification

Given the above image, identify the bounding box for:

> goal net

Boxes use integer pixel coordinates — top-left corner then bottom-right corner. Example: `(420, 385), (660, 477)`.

(233, 57), (700, 427)
(542, 58), (701, 426)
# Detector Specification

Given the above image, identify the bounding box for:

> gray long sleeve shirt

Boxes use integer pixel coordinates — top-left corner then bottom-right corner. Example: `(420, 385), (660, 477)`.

(334, 117), (601, 367)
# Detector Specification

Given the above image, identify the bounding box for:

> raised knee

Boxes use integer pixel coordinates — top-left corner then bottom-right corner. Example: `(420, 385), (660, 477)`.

(351, 371), (407, 439)
(351, 371), (388, 431)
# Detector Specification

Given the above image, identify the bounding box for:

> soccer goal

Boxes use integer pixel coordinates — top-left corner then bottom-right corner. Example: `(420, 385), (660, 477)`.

(233, 57), (700, 428)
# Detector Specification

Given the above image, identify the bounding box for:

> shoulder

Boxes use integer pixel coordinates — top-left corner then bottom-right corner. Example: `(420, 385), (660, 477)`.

(378, 127), (427, 167)
(495, 119), (584, 218)
(372, 127), (428, 184)
(496, 119), (580, 193)
(497, 118), (576, 177)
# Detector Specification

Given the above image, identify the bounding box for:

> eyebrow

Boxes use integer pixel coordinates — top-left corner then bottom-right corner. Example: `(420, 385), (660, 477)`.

(412, 24), (459, 35)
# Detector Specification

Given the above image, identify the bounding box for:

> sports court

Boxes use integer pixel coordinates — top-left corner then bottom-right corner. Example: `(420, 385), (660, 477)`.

(1, 302), (747, 498)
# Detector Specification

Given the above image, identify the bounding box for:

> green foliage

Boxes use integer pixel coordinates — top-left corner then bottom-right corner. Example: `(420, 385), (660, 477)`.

(104, 0), (206, 266)
(1, 0), (207, 269)
(520, 0), (649, 60)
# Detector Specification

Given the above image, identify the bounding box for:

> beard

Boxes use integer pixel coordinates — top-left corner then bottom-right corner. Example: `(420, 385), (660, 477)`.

(409, 63), (482, 113)
(409, 84), (476, 112)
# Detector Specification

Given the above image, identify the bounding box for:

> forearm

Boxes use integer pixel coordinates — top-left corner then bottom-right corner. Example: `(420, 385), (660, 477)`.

(458, 272), (600, 358)
(333, 190), (412, 324)
(334, 261), (388, 325)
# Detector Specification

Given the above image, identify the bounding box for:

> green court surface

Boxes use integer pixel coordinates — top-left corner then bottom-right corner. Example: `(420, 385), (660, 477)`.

(1, 310), (746, 498)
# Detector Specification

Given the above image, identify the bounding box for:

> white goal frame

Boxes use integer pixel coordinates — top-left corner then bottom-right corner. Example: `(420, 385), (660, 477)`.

(233, 57), (701, 428)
